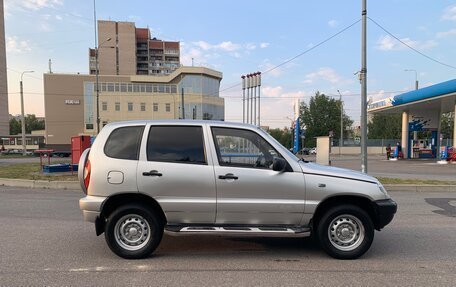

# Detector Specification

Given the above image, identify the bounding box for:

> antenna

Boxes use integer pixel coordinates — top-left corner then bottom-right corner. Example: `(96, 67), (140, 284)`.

(48, 59), (53, 74)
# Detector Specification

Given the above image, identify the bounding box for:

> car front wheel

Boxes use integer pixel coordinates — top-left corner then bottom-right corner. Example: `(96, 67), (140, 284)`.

(317, 205), (374, 259)
(105, 204), (163, 259)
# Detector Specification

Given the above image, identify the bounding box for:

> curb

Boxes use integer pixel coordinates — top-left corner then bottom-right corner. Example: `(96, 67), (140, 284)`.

(0, 178), (455, 192)
(0, 178), (80, 191)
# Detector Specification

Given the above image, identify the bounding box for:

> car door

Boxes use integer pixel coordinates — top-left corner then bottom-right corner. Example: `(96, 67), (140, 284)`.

(210, 126), (306, 225)
(137, 124), (216, 224)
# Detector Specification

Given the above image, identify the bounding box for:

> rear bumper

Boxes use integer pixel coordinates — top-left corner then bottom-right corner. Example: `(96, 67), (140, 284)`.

(79, 195), (106, 223)
(371, 198), (397, 230)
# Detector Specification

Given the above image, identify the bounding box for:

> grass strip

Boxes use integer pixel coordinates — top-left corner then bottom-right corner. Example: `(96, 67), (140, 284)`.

(0, 162), (77, 181)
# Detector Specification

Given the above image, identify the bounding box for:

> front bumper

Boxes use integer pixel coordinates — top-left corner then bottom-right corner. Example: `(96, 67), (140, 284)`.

(371, 198), (397, 230)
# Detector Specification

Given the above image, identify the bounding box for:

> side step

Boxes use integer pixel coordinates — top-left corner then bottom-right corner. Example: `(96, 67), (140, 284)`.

(165, 226), (311, 238)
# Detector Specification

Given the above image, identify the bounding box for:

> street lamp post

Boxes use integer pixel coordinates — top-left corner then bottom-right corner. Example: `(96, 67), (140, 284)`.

(404, 69), (418, 90)
(337, 90), (343, 155)
(20, 71), (34, 156)
(286, 116), (295, 150)
(95, 37), (111, 134)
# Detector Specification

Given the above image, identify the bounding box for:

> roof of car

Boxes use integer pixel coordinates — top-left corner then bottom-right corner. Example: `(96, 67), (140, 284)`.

(104, 120), (261, 129)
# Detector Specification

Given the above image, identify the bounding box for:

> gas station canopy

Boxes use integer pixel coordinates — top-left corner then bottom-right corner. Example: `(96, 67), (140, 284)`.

(368, 79), (456, 114)
(368, 79), (456, 159)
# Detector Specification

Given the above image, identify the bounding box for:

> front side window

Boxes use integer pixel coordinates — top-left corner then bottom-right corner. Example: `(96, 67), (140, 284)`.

(104, 126), (145, 160)
(211, 127), (282, 169)
(147, 126), (206, 164)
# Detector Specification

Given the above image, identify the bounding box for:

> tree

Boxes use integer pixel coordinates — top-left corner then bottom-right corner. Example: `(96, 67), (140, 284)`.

(367, 114), (402, 139)
(9, 114), (45, 135)
(9, 118), (21, 135)
(299, 91), (353, 147)
(268, 128), (293, 149)
(441, 112), (454, 140)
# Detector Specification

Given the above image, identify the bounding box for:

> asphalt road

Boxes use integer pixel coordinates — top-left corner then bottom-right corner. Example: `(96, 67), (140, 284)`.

(0, 187), (455, 286)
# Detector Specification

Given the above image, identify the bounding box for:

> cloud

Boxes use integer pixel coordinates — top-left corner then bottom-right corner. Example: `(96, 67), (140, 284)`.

(180, 42), (220, 68)
(193, 40), (241, 52)
(328, 19), (338, 28)
(6, 36), (32, 54)
(246, 43), (256, 50)
(376, 35), (437, 51)
(436, 29), (456, 38)
(218, 41), (241, 52)
(262, 86), (283, 98)
(442, 4), (456, 21)
(304, 67), (343, 84)
(369, 90), (386, 102)
(16, 0), (63, 11)
(127, 15), (142, 22)
(260, 42), (269, 48)
(183, 40), (270, 66)
(259, 62), (283, 77)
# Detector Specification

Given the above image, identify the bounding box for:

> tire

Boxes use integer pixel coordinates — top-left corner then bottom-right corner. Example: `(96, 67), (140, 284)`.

(316, 204), (374, 260)
(105, 204), (163, 259)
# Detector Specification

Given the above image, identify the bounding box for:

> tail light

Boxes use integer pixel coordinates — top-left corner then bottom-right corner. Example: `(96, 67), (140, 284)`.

(83, 159), (91, 190)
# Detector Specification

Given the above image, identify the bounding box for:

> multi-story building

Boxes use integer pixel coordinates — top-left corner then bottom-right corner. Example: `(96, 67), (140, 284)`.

(44, 66), (224, 150)
(0, 0), (9, 136)
(89, 20), (180, 76)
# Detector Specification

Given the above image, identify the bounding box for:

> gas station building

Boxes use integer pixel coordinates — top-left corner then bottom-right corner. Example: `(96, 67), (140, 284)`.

(368, 79), (456, 159)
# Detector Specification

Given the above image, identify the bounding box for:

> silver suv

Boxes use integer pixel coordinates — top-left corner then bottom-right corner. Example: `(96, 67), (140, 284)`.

(79, 120), (396, 259)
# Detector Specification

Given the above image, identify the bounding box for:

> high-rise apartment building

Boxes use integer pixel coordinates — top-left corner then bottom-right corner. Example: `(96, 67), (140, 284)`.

(0, 0), (9, 136)
(89, 20), (180, 76)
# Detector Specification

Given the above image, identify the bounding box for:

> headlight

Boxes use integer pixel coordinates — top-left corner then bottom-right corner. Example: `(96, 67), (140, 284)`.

(377, 182), (389, 196)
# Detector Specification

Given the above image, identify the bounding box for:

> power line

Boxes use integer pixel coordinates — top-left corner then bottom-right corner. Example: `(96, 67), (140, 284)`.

(218, 19), (362, 95)
(368, 17), (456, 70)
(222, 90), (407, 99)
(7, 67), (43, 81)
(262, 19), (361, 76)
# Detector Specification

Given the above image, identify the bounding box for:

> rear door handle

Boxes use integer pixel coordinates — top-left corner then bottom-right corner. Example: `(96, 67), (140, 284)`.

(142, 170), (162, 177)
(218, 173), (238, 180)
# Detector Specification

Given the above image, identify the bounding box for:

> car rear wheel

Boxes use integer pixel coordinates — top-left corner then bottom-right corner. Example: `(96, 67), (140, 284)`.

(316, 205), (374, 259)
(105, 204), (163, 259)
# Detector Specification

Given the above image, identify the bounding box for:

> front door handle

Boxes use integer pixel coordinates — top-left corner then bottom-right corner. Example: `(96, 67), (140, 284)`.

(143, 170), (162, 177)
(218, 173), (238, 180)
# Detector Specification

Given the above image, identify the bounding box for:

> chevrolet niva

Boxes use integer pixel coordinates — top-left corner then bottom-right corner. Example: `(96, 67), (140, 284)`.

(79, 120), (396, 259)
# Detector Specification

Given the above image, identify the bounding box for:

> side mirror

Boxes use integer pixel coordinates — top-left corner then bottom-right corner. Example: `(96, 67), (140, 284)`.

(272, 157), (288, 172)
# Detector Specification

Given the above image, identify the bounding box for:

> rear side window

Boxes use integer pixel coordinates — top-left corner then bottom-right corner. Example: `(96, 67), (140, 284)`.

(104, 126), (144, 160)
(147, 126), (206, 164)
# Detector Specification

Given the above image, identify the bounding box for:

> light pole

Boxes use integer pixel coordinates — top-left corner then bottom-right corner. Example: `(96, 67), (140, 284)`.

(337, 90), (343, 156)
(404, 69), (418, 90)
(95, 37), (111, 134)
(286, 116), (295, 150)
(20, 71), (34, 156)
(360, 0), (368, 173)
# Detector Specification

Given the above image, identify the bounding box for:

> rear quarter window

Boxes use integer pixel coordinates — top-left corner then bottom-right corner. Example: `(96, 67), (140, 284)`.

(104, 126), (145, 160)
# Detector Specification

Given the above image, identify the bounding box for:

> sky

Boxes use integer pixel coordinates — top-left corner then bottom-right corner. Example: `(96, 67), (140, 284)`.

(4, 0), (456, 128)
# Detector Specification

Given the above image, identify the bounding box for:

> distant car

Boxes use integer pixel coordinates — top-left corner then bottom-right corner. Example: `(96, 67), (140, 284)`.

(309, 148), (317, 155)
(297, 148), (310, 155)
(1, 149), (31, 155)
(52, 151), (71, 158)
